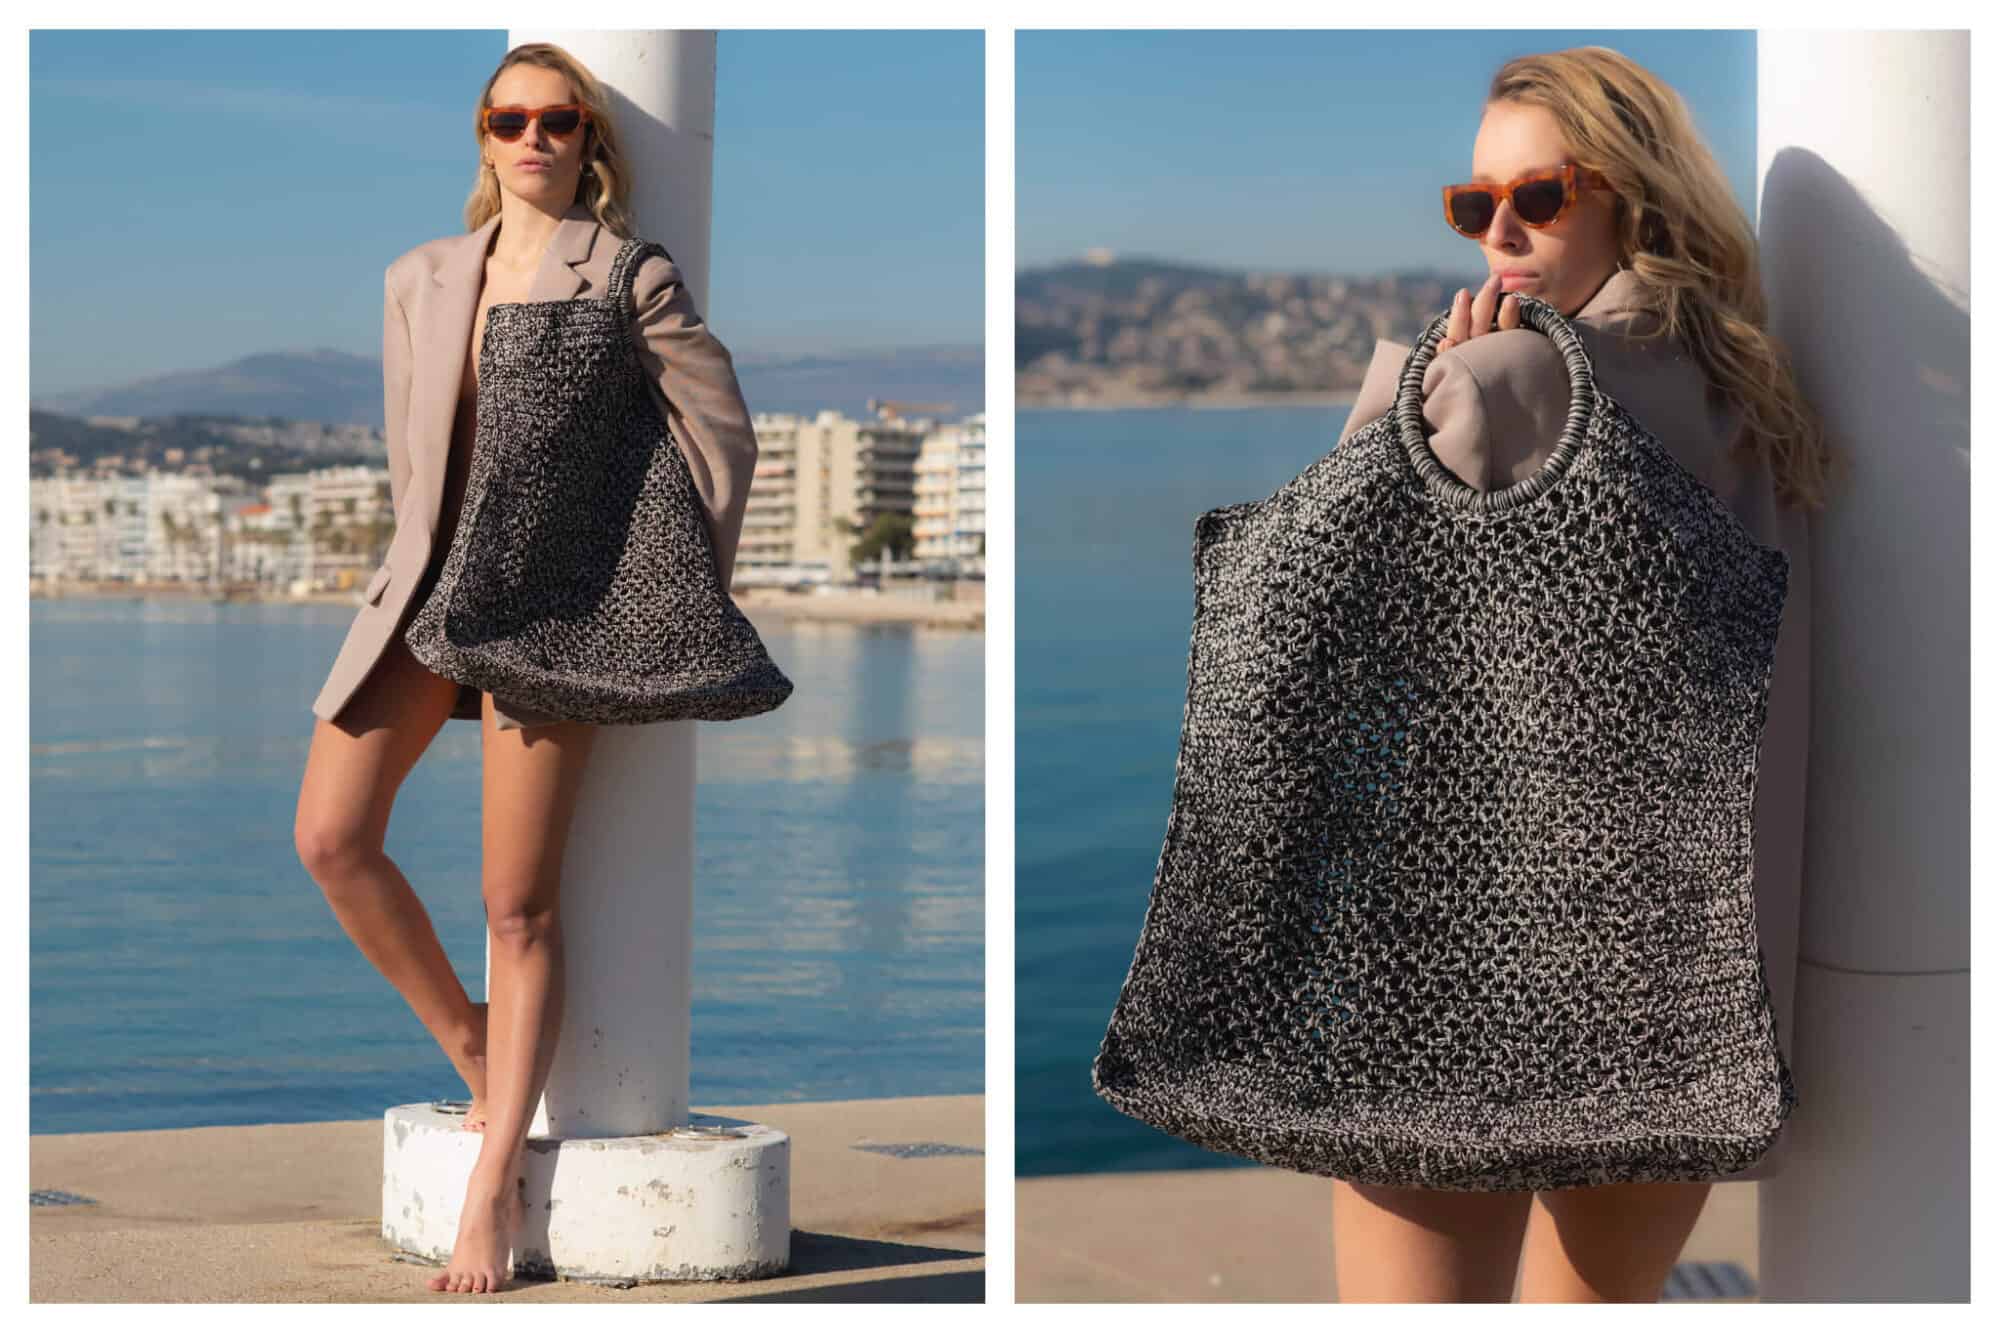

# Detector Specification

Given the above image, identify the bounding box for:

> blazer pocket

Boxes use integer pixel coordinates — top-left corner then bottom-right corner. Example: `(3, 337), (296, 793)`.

(363, 562), (394, 605)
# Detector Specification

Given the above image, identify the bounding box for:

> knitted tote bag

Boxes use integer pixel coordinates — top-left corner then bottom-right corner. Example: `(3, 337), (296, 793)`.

(1090, 292), (1798, 1191)
(404, 235), (793, 725)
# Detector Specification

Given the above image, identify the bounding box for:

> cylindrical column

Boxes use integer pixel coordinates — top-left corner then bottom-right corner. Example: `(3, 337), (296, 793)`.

(386, 34), (788, 1283)
(1753, 29), (1968, 1301)
(490, 29), (719, 1139)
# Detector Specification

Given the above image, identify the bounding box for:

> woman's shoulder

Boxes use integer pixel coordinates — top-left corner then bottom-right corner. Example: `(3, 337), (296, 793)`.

(383, 232), (463, 297)
(625, 243), (686, 293)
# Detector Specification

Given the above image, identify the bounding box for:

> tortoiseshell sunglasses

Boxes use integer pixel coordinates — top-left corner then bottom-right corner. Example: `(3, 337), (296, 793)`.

(1442, 162), (1611, 238)
(482, 103), (591, 142)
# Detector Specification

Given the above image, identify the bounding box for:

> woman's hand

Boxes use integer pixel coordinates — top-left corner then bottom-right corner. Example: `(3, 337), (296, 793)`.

(1436, 271), (1521, 354)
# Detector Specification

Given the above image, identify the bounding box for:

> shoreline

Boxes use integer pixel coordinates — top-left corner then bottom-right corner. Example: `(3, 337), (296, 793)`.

(30, 582), (985, 631)
(1018, 393), (1358, 411)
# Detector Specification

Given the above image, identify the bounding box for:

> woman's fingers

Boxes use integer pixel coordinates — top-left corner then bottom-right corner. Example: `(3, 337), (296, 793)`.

(1469, 272), (1501, 337)
(1443, 274), (1520, 352)
(1448, 286), (1480, 350)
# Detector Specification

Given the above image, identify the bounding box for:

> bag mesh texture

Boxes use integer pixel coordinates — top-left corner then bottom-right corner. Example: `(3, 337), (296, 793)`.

(1091, 293), (1797, 1191)
(404, 235), (793, 725)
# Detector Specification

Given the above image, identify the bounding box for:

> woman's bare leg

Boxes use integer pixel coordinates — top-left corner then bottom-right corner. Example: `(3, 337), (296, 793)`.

(1332, 1179), (1534, 1301)
(293, 637), (492, 1131)
(429, 698), (598, 1295)
(1518, 1179), (1712, 1302)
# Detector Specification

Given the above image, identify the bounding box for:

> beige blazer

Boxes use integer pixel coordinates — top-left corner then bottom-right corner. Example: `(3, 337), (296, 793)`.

(1341, 268), (1813, 1182)
(309, 200), (760, 732)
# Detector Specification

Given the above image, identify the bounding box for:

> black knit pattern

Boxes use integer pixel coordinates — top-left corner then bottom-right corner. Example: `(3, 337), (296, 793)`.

(1091, 293), (1797, 1191)
(404, 236), (793, 725)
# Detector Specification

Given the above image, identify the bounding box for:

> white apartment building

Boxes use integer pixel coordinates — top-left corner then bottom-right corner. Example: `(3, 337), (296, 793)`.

(29, 464), (391, 590)
(739, 410), (930, 585)
(297, 464), (395, 589)
(30, 473), (228, 583)
(913, 412), (985, 572)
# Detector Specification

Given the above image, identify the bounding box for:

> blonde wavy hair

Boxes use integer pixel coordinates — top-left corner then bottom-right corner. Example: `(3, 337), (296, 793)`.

(463, 42), (640, 243)
(1489, 46), (1839, 512)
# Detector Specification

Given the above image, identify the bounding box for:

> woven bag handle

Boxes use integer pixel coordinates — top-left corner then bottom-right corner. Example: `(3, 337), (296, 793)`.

(1394, 290), (1599, 514)
(605, 235), (673, 313)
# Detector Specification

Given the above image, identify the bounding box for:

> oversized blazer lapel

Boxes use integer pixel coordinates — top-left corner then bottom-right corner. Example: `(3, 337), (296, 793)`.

(401, 200), (603, 549)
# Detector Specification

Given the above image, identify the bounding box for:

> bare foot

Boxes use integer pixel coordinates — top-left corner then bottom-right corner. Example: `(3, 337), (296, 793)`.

(458, 1002), (489, 1133)
(426, 1172), (524, 1294)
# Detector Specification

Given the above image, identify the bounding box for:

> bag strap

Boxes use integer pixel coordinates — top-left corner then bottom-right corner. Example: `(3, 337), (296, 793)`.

(605, 235), (673, 314)
(1393, 291), (1599, 514)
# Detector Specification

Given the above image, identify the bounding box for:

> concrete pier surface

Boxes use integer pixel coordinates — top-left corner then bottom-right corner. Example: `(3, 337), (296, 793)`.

(30, 1094), (982, 1303)
(1017, 1167), (1760, 1302)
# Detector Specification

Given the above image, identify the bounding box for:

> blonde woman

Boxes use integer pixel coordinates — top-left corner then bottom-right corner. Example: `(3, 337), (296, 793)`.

(292, 43), (757, 1295)
(1328, 46), (1836, 1302)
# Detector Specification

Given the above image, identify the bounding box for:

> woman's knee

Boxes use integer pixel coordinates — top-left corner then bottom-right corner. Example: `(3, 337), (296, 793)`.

(293, 810), (383, 885)
(484, 886), (561, 946)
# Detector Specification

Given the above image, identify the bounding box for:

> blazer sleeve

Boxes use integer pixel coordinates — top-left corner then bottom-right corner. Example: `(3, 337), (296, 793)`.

(1337, 338), (1411, 448)
(627, 251), (759, 590)
(381, 265), (414, 524)
(1337, 330), (1571, 492)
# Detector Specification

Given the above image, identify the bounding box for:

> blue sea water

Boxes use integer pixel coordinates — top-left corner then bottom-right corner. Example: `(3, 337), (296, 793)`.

(30, 600), (983, 1135)
(1016, 404), (1358, 1178)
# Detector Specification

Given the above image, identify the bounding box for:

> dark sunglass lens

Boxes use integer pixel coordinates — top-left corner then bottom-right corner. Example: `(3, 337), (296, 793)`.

(1513, 179), (1565, 224)
(1448, 192), (1495, 236)
(541, 109), (581, 135)
(489, 112), (528, 139)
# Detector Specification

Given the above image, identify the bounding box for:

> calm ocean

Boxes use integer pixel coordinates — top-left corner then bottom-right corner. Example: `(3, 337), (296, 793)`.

(30, 599), (983, 1135)
(1017, 403), (1357, 1178)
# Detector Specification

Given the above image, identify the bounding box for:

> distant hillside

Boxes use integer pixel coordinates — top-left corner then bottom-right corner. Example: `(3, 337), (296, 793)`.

(733, 344), (984, 419)
(32, 348), (384, 428)
(1016, 258), (1240, 366)
(1017, 255), (1479, 405)
(28, 408), (383, 482)
(32, 342), (985, 432)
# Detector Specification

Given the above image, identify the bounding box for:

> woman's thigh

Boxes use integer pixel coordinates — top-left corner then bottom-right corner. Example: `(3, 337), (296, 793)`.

(1331, 1179), (1534, 1302)
(296, 636), (462, 863)
(1518, 1179), (1712, 1302)
(478, 697), (599, 918)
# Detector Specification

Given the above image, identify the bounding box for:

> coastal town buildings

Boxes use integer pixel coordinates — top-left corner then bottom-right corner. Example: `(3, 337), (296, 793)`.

(30, 410), (986, 593)
(738, 409), (984, 585)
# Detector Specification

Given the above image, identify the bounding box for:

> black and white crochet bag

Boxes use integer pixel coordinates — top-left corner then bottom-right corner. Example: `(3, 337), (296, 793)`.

(404, 235), (793, 725)
(1091, 292), (1797, 1191)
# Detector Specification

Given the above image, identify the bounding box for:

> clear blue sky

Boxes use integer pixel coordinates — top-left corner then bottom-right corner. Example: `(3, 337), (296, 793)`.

(1017, 30), (1758, 274)
(30, 29), (983, 396)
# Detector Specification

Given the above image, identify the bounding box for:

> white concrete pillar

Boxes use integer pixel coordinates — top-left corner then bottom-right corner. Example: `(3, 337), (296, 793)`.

(1753, 29), (1968, 1301)
(489, 28), (718, 1142)
(383, 30), (789, 1283)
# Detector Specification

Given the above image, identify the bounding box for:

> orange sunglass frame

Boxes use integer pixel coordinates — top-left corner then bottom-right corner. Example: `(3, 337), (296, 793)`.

(482, 103), (592, 142)
(1441, 163), (1611, 238)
